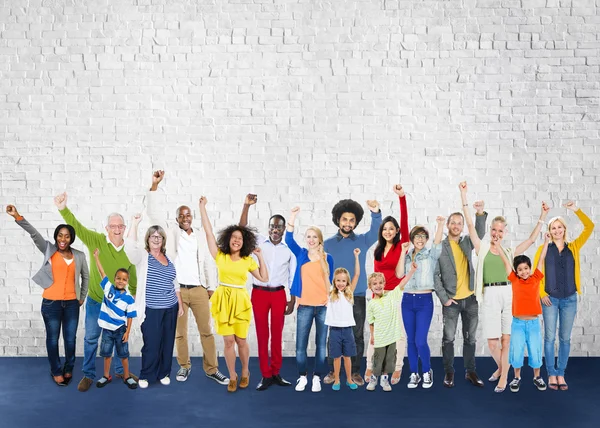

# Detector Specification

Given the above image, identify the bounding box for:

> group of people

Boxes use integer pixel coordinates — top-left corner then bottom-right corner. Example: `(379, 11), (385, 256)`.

(7, 172), (594, 394)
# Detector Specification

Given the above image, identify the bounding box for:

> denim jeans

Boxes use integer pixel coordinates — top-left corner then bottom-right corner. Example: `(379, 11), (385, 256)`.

(509, 318), (543, 369)
(542, 293), (577, 377)
(442, 294), (478, 374)
(402, 293), (434, 373)
(296, 305), (327, 377)
(40, 299), (80, 376)
(83, 297), (123, 379)
(351, 296), (366, 374)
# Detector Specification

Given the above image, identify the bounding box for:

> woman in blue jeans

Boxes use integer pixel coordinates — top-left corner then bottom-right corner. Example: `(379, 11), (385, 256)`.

(396, 217), (444, 389)
(285, 207), (334, 393)
(533, 201), (594, 391)
(7, 205), (88, 386)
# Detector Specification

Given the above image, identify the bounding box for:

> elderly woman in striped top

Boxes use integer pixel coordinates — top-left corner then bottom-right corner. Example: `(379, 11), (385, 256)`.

(125, 213), (184, 389)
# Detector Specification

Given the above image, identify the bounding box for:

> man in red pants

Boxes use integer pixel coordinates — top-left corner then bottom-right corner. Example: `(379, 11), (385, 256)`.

(239, 194), (296, 391)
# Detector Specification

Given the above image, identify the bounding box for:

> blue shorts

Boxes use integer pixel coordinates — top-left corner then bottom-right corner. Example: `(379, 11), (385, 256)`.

(509, 318), (542, 369)
(100, 325), (129, 359)
(328, 326), (356, 358)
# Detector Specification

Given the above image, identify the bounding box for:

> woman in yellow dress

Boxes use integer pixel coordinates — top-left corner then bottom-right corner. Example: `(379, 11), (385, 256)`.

(198, 196), (269, 392)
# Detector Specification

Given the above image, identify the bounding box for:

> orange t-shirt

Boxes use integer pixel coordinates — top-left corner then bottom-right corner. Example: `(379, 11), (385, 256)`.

(298, 261), (328, 306)
(509, 269), (543, 317)
(43, 252), (77, 301)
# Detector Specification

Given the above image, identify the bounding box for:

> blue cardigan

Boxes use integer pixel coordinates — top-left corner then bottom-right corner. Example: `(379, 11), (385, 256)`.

(285, 231), (334, 299)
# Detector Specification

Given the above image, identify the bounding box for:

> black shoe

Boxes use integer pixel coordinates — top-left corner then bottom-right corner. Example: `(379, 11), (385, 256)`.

(465, 371), (484, 388)
(272, 374), (292, 386)
(256, 376), (274, 391)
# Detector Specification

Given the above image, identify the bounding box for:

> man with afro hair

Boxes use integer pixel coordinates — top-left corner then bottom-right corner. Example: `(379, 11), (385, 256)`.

(323, 198), (382, 386)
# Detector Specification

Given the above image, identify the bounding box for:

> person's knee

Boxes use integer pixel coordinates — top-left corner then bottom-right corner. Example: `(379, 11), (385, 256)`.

(223, 336), (235, 349)
(234, 336), (247, 346)
(501, 336), (510, 348)
(488, 339), (499, 351)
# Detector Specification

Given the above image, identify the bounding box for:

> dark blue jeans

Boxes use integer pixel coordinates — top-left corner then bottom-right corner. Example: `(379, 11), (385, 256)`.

(40, 298), (80, 377)
(402, 293), (434, 373)
(296, 305), (327, 377)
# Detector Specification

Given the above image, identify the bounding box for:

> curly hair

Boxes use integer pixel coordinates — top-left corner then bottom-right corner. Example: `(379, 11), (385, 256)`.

(331, 199), (364, 227)
(217, 224), (258, 258)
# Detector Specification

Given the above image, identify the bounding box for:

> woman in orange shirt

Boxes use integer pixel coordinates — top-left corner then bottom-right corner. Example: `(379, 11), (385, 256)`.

(7, 205), (89, 386)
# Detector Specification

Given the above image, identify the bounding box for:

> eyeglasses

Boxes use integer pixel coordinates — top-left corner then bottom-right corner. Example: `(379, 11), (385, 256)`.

(413, 234), (428, 240)
(149, 235), (164, 241)
(108, 225), (126, 230)
(269, 225), (285, 230)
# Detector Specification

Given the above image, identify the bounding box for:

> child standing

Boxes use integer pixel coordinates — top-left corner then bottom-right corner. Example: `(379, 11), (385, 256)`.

(325, 248), (361, 391)
(497, 233), (550, 393)
(93, 249), (138, 389)
(366, 256), (418, 392)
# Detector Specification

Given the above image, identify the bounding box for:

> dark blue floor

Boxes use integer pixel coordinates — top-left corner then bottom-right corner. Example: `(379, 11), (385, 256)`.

(1, 357), (598, 428)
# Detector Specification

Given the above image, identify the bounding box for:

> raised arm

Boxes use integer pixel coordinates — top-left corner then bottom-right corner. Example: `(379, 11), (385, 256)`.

(514, 201), (550, 255)
(284, 207), (303, 256)
(146, 170), (167, 225)
(250, 247), (269, 283)
(395, 241), (410, 279)
(7, 205), (48, 253)
(364, 200), (382, 246)
(349, 248), (361, 291)
(92, 248), (107, 279)
(496, 242), (513, 276)
(238, 194), (257, 227)
(460, 182), (481, 254)
(54, 192), (102, 248)
(397, 261), (418, 291)
(124, 214), (145, 265)
(393, 185), (410, 244)
(473, 200), (487, 239)
(198, 196), (218, 259)
(434, 216), (445, 245)
(566, 201), (595, 248)
(535, 233), (551, 272)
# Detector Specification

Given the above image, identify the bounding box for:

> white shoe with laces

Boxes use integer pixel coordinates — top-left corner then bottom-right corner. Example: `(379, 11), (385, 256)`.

(408, 373), (421, 389)
(295, 375), (307, 392)
(366, 375), (378, 391)
(422, 369), (433, 389)
(311, 375), (322, 392)
(381, 374), (392, 392)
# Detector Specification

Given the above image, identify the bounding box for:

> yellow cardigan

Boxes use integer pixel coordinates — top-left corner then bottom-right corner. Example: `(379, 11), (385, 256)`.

(534, 209), (594, 298)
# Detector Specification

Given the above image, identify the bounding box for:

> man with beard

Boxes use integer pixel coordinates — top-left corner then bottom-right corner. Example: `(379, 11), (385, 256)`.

(433, 203), (487, 388)
(146, 171), (228, 385)
(239, 194), (296, 391)
(323, 199), (382, 386)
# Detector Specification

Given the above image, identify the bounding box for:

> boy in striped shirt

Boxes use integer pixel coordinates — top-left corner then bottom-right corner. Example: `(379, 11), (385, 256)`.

(366, 261), (417, 391)
(93, 249), (138, 389)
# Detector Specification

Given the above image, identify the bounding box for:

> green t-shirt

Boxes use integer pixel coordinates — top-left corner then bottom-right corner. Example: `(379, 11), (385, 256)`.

(59, 207), (137, 302)
(366, 286), (404, 348)
(483, 251), (508, 284)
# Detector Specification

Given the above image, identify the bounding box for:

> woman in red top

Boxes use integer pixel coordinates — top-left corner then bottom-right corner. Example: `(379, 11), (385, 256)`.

(365, 185), (410, 384)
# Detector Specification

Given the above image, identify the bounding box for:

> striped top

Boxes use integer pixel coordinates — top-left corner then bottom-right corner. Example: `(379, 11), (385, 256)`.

(98, 276), (137, 331)
(145, 254), (178, 309)
(366, 285), (404, 347)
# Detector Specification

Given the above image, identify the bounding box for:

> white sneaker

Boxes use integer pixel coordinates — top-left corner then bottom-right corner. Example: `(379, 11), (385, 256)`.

(408, 373), (421, 389)
(366, 375), (378, 391)
(381, 374), (392, 392)
(295, 375), (307, 392)
(422, 369), (433, 389)
(138, 379), (149, 389)
(311, 375), (322, 392)
(160, 376), (171, 386)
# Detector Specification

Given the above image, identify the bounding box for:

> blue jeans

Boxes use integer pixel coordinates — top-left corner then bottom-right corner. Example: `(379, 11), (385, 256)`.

(509, 318), (543, 369)
(402, 293), (434, 373)
(40, 299), (80, 377)
(542, 293), (577, 377)
(83, 297), (123, 379)
(296, 305), (327, 377)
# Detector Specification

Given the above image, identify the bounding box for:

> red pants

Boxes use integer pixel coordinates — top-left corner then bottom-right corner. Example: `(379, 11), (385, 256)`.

(251, 288), (287, 378)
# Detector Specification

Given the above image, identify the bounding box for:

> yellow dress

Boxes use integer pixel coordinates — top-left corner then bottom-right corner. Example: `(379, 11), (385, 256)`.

(211, 251), (258, 338)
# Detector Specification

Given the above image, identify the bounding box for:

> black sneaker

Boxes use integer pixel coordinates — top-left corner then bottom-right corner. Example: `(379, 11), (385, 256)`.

(176, 367), (191, 382)
(509, 378), (521, 393)
(206, 370), (229, 385)
(533, 376), (547, 391)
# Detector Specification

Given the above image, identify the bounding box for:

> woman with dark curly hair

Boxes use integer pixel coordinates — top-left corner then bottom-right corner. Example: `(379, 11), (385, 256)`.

(198, 196), (269, 393)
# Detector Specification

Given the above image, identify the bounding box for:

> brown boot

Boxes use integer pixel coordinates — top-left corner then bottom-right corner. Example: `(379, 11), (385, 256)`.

(77, 377), (93, 392)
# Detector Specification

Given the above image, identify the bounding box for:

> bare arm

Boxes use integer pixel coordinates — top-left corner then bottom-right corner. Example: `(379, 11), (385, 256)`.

(536, 233), (551, 272)
(434, 216), (445, 245)
(122, 318), (132, 343)
(350, 248), (361, 292)
(369, 323), (374, 345)
(514, 201), (550, 255)
(250, 248), (269, 283)
(92, 249), (106, 279)
(198, 197), (218, 259)
(496, 244), (513, 276)
(397, 261), (418, 290)
(395, 242), (410, 279)
(460, 182), (481, 254)
(238, 194), (257, 227)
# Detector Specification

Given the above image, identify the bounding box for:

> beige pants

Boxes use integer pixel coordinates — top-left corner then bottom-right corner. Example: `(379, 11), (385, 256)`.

(366, 300), (406, 372)
(175, 286), (218, 375)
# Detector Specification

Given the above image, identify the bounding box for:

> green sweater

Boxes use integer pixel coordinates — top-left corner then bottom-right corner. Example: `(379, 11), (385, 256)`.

(59, 207), (137, 303)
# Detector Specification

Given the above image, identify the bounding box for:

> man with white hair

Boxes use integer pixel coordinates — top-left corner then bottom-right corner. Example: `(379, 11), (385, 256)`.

(54, 192), (137, 392)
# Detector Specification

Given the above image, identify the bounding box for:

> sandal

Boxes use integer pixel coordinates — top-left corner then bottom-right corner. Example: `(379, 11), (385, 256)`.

(548, 376), (558, 390)
(96, 375), (112, 388)
(63, 372), (73, 386)
(124, 377), (138, 390)
(51, 374), (67, 387)
(391, 370), (402, 385)
(558, 382), (568, 391)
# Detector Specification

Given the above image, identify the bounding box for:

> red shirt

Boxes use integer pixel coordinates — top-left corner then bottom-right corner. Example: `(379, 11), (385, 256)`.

(509, 269), (544, 317)
(374, 195), (410, 291)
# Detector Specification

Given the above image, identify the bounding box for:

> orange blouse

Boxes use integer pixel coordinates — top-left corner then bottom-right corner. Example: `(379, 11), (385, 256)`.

(42, 252), (77, 301)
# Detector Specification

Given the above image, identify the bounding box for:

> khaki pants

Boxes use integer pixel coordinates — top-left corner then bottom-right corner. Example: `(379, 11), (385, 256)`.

(175, 286), (218, 375)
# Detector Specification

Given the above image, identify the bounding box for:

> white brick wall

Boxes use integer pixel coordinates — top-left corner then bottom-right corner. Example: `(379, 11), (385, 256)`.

(1, 0), (599, 358)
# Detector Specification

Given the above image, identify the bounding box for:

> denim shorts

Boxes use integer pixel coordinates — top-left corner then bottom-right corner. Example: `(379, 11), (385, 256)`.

(100, 325), (129, 359)
(328, 326), (357, 358)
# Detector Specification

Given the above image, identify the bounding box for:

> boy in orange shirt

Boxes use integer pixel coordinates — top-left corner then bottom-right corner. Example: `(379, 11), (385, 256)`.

(497, 233), (550, 393)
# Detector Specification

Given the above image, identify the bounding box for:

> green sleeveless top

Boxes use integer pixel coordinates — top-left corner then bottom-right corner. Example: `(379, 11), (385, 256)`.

(483, 251), (508, 284)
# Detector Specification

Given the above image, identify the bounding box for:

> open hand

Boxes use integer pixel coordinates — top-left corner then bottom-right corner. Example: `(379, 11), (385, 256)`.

(122, 333), (129, 343)
(5, 205), (19, 218)
(54, 192), (68, 210)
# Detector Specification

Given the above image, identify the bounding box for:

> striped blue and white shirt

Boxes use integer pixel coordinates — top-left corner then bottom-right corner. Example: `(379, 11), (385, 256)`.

(98, 277), (137, 331)
(145, 254), (178, 309)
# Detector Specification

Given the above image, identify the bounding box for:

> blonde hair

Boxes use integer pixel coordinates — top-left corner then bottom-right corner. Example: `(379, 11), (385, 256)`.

(305, 226), (330, 279)
(548, 216), (569, 242)
(330, 268), (354, 304)
(491, 216), (507, 227)
(367, 272), (386, 289)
